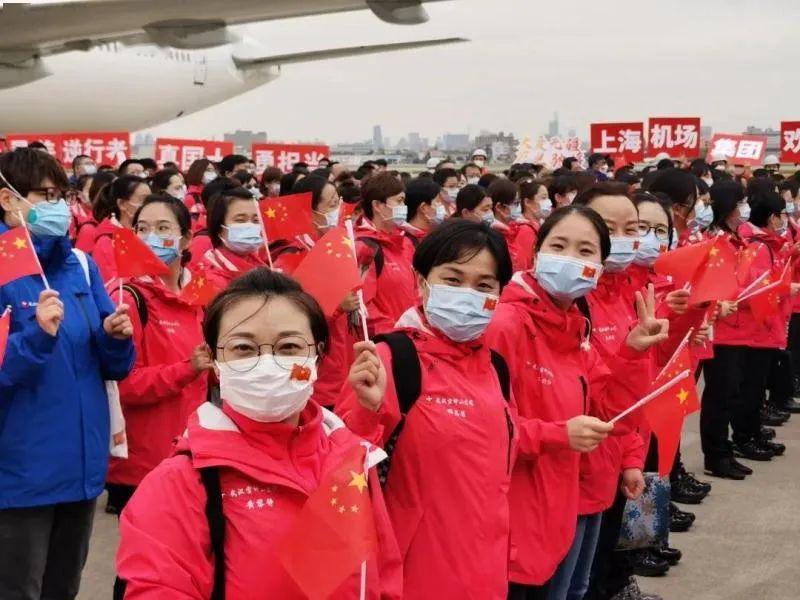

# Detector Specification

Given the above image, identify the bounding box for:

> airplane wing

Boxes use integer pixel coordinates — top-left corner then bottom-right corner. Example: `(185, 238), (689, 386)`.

(232, 37), (467, 68)
(0, 0), (453, 62)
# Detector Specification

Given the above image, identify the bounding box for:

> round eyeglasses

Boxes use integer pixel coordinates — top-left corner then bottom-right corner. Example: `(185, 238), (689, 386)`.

(637, 222), (670, 242)
(217, 335), (315, 373)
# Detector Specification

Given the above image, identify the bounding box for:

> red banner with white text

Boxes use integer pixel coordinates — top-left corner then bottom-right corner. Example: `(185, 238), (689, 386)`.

(251, 143), (330, 174)
(5, 132), (131, 168)
(707, 134), (768, 166)
(154, 138), (234, 171)
(647, 117), (701, 159)
(780, 121), (800, 163)
(590, 122), (644, 165)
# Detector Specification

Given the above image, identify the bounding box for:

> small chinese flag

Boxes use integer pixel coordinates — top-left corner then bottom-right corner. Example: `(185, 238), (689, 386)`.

(278, 445), (378, 600)
(291, 227), (362, 317)
(582, 265), (597, 278)
(290, 363), (312, 382)
(0, 307), (10, 369)
(338, 202), (359, 226)
(737, 245), (760, 286)
(112, 227), (169, 278)
(483, 297), (498, 311)
(654, 237), (715, 284)
(179, 271), (222, 307)
(0, 228), (42, 286)
(749, 261), (792, 324)
(688, 237), (739, 304)
(260, 193), (315, 242)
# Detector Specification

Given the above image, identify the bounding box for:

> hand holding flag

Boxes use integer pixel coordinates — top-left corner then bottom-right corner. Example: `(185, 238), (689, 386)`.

(654, 236), (738, 304)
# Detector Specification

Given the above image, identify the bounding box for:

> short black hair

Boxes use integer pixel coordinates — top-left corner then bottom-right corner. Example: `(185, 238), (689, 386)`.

(634, 190), (675, 246)
(405, 178), (441, 220)
(133, 194), (192, 237)
(455, 184), (487, 214)
(140, 158), (158, 171)
(71, 154), (92, 172)
(206, 183), (254, 247)
(548, 175), (578, 199)
(280, 172), (305, 196)
(563, 157), (579, 170)
(432, 168), (459, 187)
(749, 189), (785, 228)
(150, 168), (182, 195)
(360, 172), (404, 219)
(292, 175), (332, 211)
(588, 153), (606, 168)
(689, 158), (709, 178)
(779, 178), (799, 198)
(648, 169), (697, 211)
(412, 218), (512, 289)
(219, 154), (250, 175)
(0, 147), (69, 219)
(374, 159), (388, 168)
(710, 180), (745, 234)
(535, 205), (611, 261)
(92, 174), (149, 222)
(657, 158), (675, 170)
(118, 158), (144, 174)
(487, 178), (518, 208)
(203, 267), (329, 358)
(478, 173), (498, 189)
(573, 181), (632, 207)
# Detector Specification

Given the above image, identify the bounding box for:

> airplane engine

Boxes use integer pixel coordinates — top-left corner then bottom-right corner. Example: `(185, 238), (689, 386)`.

(144, 20), (238, 50)
(0, 56), (52, 90)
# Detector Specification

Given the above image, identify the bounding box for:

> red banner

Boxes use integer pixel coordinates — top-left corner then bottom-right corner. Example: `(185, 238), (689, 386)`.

(590, 122), (644, 165)
(5, 132), (130, 168)
(647, 117), (701, 158)
(780, 121), (800, 163)
(154, 138), (234, 171)
(252, 143), (330, 174)
(707, 134), (768, 166)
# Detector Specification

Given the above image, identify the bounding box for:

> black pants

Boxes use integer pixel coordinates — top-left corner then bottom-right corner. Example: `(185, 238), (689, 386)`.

(700, 345), (744, 460)
(788, 313), (800, 379)
(731, 347), (771, 445)
(508, 580), (550, 600)
(585, 484), (631, 600)
(767, 349), (793, 408)
(105, 483), (136, 515)
(0, 499), (96, 600)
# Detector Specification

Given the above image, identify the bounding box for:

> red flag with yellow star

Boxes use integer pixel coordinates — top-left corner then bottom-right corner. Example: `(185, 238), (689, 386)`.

(291, 226), (361, 316)
(112, 227), (169, 278)
(179, 270), (222, 307)
(0, 228), (42, 285)
(0, 307), (10, 369)
(278, 444), (378, 600)
(748, 260), (792, 324)
(654, 236), (715, 284)
(687, 236), (739, 304)
(259, 193), (314, 242)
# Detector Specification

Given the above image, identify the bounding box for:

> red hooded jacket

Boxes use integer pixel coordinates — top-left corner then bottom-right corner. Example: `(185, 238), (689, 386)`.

(107, 275), (208, 486)
(355, 219), (418, 336)
(495, 220), (538, 272)
(91, 217), (119, 282)
(487, 273), (646, 584)
(338, 308), (516, 599)
(195, 246), (266, 290)
(117, 401), (402, 599)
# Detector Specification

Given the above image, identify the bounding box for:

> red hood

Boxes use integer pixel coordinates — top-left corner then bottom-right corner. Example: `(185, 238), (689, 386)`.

(126, 271), (195, 308)
(355, 218), (408, 253)
(499, 271), (589, 352)
(94, 217), (118, 241)
(747, 226), (786, 253)
(594, 270), (631, 301)
(394, 306), (493, 362)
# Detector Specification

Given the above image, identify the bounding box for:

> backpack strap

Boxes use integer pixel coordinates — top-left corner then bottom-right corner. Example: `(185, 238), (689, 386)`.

(72, 249), (91, 287)
(122, 284), (148, 328)
(200, 467), (226, 600)
(489, 350), (510, 402)
(357, 237), (384, 278)
(373, 331), (421, 414)
(404, 231), (421, 249)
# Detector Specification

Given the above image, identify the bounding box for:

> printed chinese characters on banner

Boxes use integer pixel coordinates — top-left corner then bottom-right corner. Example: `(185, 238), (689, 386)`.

(780, 121), (800, 163)
(251, 143), (330, 174)
(514, 136), (587, 170)
(590, 122), (645, 165)
(5, 132), (130, 168)
(154, 138), (234, 171)
(647, 117), (701, 158)
(707, 134), (768, 166)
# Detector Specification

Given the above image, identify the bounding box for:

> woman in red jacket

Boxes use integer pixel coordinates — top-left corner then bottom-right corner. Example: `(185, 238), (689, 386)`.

(91, 175), (151, 282)
(183, 158), (219, 233)
(117, 268), (402, 599)
(354, 172), (417, 336)
(195, 182), (266, 289)
(488, 178), (538, 272)
(339, 219), (516, 599)
(488, 204), (664, 600)
(106, 195), (212, 513)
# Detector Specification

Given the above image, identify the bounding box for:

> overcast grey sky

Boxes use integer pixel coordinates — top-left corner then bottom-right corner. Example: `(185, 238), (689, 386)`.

(144, 0), (800, 144)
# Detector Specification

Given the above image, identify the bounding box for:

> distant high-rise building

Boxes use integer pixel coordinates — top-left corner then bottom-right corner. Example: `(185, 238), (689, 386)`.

(474, 131), (519, 160)
(223, 129), (268, 154)
(442, 133), (471, 151)
(372, 125), (383, 149)
(548, 112), (560, 137)
(408, 132), (422, 152)
(567, 128), (577, 138)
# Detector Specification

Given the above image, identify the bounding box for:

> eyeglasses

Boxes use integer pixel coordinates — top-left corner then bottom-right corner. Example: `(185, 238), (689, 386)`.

(28, 188), (79, 205)
(637, 223), (670, 241)
(217, 335), (316, 373)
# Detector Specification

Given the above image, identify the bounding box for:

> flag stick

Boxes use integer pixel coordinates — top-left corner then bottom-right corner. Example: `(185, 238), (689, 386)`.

(736, 270), (771, 300)
(118, 279), (124, 307)
(344, 219), (370, 342)
(17, 211), (49, 290)
(253, 199), (274, 269)
(610, 369), (691, 424)
(655, 328), (694, 382)
(737, 279), (782, 303)
(358, 440), (371, 600)
(1, 305), (10, 318)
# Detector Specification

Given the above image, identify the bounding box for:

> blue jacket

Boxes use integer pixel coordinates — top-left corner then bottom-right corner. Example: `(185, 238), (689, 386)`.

(0, 224), (135, 509)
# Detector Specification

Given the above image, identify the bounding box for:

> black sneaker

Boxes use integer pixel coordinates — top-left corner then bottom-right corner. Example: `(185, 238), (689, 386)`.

(761, 426), (776, 440)
(730, 458), (753, 475)
(758, 438), (786, 456)
(682, 471), (712, 496)
(704, 456), (747, 479)
(780, 398), (800, 414)
(633, 550), (670, 577)
(653, 545), (682, 566)
(670, 475), (706, 504)
(733, 440), (774, 461)
(669, 502), (695, 532)
(761, 406), (787, 426)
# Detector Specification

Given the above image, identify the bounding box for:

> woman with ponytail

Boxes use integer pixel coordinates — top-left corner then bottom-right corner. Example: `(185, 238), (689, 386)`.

(105, 195), (213, 514)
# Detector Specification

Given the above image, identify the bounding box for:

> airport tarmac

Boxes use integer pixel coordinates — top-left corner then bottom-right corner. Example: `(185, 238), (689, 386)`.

(77, 411), (800, 600)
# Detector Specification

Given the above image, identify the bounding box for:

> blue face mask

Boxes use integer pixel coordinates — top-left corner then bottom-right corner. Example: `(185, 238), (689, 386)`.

(695, 204), (713, 229)
(432, 204), (446, 224)
(424, 283), (498, 342)
(223, 223), (263, 255)
(534, 253), (602, 302)
(481, 211), (495, 225)
(605, 236), (639, 273)
(738, 202), (751, 221)
(143, 233), (180, 265)
(538, 198), (553, 219)
(509, 203), (523, 221)
(389, 204), (408, 227)
(786, 202), (797, 216)
(26, 198), (71, 238)
(634, 232), (668, 267)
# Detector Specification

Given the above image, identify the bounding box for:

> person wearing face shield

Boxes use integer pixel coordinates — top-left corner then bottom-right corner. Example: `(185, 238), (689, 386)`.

(89, 175), (152, 282)
(401, 177), (445, 259)
(338, 219), (516, 599)
(0, 148), (134, 599)
(117, 269), (402, 599)
(486, 204), (665, 600)
(354, 172), (417, 336)
(106, 196), (211, 514)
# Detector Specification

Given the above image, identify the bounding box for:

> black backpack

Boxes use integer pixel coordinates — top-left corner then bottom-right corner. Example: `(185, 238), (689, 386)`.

(113, 464), (226, 600)
(372, 331), (511, 484)
(357, 237), (385, 278)
(121, 284), (149, 328)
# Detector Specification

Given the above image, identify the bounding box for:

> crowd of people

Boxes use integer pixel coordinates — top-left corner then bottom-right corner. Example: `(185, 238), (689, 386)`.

(0, 141), (798, 600)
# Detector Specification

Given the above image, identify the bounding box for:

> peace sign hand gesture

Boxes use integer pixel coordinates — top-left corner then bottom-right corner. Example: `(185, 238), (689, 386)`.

(626, 284), (670, 352)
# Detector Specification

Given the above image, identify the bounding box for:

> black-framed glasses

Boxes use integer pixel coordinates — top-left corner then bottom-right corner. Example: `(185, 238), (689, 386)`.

(637, 222), (670, 241)
(28, 187), (78, 205)
(217, 335), (315, 373)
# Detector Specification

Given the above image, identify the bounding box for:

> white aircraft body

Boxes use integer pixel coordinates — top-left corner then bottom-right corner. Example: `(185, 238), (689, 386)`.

(0, 0), (463, 132)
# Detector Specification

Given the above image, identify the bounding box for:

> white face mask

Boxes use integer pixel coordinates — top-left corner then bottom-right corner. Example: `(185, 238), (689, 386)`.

(537, 198), (553, 219)
(467, 177), (480, 186)
(202, 171), (217, 185)
(217, 356), (318, 423)
(169, 185), (187, 201)
(314, 208), (340, 229)
(473, 159), (485, 168)
(446, 188), (459, 202)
